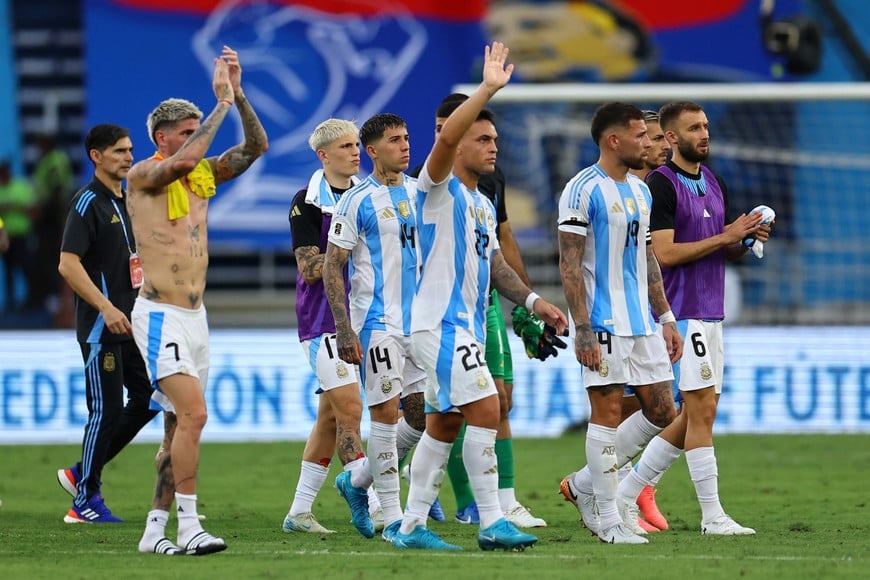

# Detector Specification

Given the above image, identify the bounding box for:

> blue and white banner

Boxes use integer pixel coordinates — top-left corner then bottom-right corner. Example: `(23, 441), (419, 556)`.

(0, 327), (868, 444)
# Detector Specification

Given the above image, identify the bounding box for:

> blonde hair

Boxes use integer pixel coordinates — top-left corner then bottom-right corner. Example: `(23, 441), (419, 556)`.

(147, 98), (203, 146)
(308, 118), (359, 152)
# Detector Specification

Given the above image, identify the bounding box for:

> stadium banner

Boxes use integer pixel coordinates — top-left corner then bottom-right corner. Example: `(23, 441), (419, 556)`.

(85, 0), (800, 251)
(85, 0), (488, 250)
(0, 327), (868, 444)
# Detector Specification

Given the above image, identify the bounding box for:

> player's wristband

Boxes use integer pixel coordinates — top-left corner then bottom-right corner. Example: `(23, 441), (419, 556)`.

(658, 310), (676, 324)
(524, 292), (540, 311)
(218, 98), (233, 107)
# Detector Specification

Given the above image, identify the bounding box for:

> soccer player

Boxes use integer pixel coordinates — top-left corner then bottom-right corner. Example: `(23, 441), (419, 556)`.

(324, 113), (429, 541)
(393, 42), (567, 552)
(56, 124), (158, 524)
(620, 109), (673, 533)
(615, 101), (770, 536)
(126, 46), (268, 555)
(282, 118), (366, 535)
(557, 102), (682, 545)
(409, 94), (553, 528)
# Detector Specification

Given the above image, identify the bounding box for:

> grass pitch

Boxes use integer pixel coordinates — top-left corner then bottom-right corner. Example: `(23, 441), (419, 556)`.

(0, 434), (866, 579)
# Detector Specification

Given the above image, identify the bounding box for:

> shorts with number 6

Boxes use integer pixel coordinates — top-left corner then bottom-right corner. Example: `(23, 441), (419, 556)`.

(412, 326), (497, 413)
(131, 296), (210, 413)
(673, 319), (723, 396)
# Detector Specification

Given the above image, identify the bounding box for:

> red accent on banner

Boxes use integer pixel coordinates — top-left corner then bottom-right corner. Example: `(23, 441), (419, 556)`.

(112, 0), (486, 20)
(617, 0), (746, 30)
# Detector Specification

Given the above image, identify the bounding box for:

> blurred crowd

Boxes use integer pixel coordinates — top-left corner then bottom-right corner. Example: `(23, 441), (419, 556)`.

(0, 134), (74, 328)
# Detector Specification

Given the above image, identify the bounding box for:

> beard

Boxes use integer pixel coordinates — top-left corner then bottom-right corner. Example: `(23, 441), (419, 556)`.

(625, 155), (646, 171)
(677, 140), (708, 163)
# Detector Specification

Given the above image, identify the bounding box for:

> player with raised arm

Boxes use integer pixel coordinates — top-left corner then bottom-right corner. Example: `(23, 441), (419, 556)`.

(557, 103), (682, 545)
(393, 42), (567, 552)
(126, 46), (268, 555)
(615, 101), (770, 536)
(409, 94), (560, 528)
(324, 113), (429, 541)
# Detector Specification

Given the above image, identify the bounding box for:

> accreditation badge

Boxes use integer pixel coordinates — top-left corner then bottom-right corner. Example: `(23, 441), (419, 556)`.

(129, 253), (144, 289)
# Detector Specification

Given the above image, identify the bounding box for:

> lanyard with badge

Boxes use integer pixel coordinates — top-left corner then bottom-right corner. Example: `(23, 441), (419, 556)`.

(110, 198), (143, 289)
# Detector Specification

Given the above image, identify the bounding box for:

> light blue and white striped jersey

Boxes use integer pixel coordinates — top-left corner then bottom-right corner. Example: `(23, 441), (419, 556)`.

(557, 164), (656, 337)
(329, 174), (419, 337)
(412, 160), (500, 343)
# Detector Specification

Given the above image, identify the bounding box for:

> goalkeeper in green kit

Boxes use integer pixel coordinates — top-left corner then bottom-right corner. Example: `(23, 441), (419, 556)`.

(409, 93), (566, 527)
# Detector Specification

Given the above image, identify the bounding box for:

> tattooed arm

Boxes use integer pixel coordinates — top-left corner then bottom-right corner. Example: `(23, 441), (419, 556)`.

(294, 246), (324, 286)
(646, 243), (683, 363)
(127, 59), (234, 194)
(210, 46), (268, 185)
(323, 242), (362, 365)
(491, 250), (567, 333)
(558, 229), (600, 371)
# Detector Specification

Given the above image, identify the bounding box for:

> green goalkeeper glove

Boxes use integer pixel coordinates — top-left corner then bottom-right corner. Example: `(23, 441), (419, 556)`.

(512, 305), (567, 361)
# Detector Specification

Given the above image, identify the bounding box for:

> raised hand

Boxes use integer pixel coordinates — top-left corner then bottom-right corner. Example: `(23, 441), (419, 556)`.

(221, 45), (242, 95)
(212, 56), (234, 103)
(482, 41), (514, 94)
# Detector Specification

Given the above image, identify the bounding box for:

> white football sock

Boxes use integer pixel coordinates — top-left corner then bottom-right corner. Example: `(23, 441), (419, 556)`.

(687, 446), (726, 523)
(138, 509), (175, 553)
(400, 432), (450, 535)
(368, 421), (401, 525)
(175, 492), (203, 546)
(618, 436), (681, 503)
(615, 410), (663, 467)
(289, 461), (329, 516)
(345, 456), (373, 490)
(498, 488), (517, 512)
(396, 417), (423, 462)
(463, 425), (500, 529)
(585, 423), (620, 531)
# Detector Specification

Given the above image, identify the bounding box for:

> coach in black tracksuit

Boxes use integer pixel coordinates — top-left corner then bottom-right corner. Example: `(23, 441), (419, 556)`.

(57, 124), (157, 522)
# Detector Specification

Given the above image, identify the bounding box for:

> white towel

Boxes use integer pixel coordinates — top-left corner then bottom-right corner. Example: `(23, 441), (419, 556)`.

(303, 169), (360, 215)
(748, 204), (776, 258)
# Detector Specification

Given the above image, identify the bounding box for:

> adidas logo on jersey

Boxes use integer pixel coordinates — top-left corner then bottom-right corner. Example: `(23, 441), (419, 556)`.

(610, 202), (623, 213)
(111, 214), (121, 224)
(380, 207), (396, 220)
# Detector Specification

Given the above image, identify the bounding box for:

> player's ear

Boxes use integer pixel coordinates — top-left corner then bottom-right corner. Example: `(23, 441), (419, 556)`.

(88, 148), (101, 165)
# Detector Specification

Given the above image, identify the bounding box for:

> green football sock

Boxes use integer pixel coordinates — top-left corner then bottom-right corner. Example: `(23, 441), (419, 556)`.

(495, 438), (515, 490)
(447, 423), (475, 511)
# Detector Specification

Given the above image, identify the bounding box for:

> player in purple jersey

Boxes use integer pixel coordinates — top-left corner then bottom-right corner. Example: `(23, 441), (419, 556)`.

(616, 101), (772, 536)
(282, 118), (382, 535)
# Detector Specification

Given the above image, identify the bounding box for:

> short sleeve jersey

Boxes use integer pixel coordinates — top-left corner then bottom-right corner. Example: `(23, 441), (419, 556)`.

(60, 177), (137, 344)
(557, 164), (656, 337)
(409, 162), (508, 234)
(411, 159), (500, 343)
(329, 174), (419, 337)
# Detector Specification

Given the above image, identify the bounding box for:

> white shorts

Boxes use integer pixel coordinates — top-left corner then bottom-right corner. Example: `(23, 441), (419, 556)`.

(412, 326), (497, 413)
(583, 331), (674, 389)
(131, 297), (210, 413)
(359, 330), (426, 407)
(673, 319), (723, 396)
(301, 333), (360, 393)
